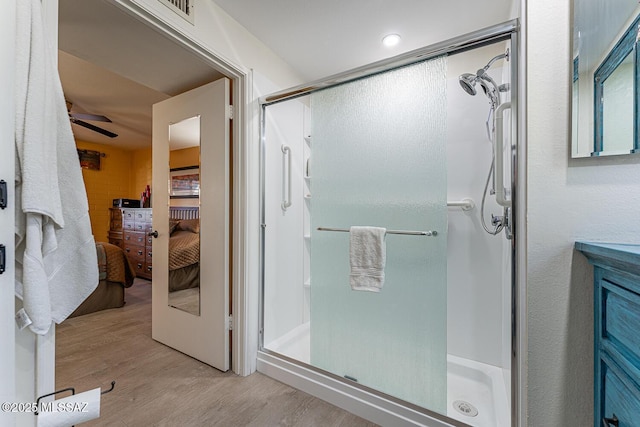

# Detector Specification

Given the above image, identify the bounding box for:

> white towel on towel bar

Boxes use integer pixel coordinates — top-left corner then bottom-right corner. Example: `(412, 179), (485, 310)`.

(349, 226), (386, 292)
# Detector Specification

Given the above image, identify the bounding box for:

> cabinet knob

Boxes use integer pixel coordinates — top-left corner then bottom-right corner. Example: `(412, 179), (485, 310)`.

(603, 414), (619, 427)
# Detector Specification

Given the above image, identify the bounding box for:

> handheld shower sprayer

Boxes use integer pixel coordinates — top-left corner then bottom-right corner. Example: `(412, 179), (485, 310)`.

(458, 49), (510, 108)
(458, 49), (512, 238)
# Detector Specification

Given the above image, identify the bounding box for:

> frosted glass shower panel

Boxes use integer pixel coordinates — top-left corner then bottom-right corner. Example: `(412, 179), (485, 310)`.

(310, 57), (448, 412)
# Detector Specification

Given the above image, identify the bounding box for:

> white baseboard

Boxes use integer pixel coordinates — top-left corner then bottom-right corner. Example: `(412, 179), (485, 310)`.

(257, 351), (460, 427)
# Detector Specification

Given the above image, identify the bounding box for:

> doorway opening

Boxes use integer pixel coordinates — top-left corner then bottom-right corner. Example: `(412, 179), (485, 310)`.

(55, 0), (246, 392)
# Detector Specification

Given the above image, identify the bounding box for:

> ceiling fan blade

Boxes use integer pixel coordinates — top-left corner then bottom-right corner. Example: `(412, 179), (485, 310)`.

(69, 112), (112, 122)
(71, 118), (118, 138)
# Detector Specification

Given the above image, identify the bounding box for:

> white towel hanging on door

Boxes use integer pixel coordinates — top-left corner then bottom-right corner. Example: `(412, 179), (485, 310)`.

(14, 0), (98, 335)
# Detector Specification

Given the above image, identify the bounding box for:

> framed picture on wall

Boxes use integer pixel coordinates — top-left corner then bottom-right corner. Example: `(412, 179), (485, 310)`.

(170, 166), (199, 198)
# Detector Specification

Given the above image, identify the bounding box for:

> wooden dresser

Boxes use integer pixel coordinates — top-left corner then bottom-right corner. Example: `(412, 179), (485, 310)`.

(576, 242), (640, 427)
(109, 208), (153, 279)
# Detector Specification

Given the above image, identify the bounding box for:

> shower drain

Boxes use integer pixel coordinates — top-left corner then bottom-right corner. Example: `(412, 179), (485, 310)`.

(452, 400), (479, 417)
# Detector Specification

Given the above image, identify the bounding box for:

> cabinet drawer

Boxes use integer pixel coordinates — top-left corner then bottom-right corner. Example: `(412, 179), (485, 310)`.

(134, 210), (146, 222)
(122, 209), (135, 221)
(145, 210), (153, 223)
(123, 245), (146, 262)
(123, 231), (146, 245)
(602, 279), (640, 367)
(123, 221), (135, 231)
(110, 218), (123, 231)
(146, 250), (152, 264)
(601, 357), (640, 426)
(133, 260), (146, 276)
(134, 222), (148, 232)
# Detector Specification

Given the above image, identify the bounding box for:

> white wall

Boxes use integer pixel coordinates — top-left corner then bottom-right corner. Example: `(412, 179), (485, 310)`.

(527, 1), (640, 425)
(262, 99), (306, 347)
(0, 2), (16, 426)
(446, 57), (507, 368)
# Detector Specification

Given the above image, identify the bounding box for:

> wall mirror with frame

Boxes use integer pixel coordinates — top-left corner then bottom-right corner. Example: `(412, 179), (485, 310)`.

(572, 0), (640, 158)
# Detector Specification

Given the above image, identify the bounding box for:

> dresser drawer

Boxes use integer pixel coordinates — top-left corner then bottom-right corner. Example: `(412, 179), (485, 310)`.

(145, 210), (153, 223)
(123, 230), (146, 245)
(602, 278), (640, 371)
(146, 250), (152, 265)
(133, 210), (146, 222)
(123, 245), (146, 262)
(122, 209), (136, 221)
(123, 220), (135, 231)
(133, 260), (146, 276)
(601, 356), (640, 426)
(134, 222), (148, 232)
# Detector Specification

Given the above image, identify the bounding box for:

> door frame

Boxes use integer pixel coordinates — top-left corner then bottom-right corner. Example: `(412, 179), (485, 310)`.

(0, 1), (16, 425)
(45, 0), (255, 379)
(94, 0), (256, 376)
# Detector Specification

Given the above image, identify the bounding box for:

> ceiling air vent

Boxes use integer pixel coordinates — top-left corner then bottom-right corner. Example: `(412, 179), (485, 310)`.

(158, 0), (194, 24)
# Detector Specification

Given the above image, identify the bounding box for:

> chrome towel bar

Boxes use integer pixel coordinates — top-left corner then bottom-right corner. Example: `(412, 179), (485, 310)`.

(317, 227), (437, 236)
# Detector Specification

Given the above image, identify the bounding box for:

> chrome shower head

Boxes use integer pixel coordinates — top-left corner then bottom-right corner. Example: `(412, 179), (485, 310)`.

(459, 73), (478, 96)
(458, 50), (509, 107)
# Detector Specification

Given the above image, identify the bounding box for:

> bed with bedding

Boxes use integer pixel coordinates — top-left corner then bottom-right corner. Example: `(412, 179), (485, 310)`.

(168, 207), (200, 293)
(68, 242), (135, 318)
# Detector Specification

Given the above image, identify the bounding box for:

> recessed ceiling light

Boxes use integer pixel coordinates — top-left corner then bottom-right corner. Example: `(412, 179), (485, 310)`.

(382, 34), (401, 47)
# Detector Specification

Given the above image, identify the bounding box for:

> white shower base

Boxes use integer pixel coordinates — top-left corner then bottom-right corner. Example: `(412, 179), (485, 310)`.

(265, 323), (509, 427)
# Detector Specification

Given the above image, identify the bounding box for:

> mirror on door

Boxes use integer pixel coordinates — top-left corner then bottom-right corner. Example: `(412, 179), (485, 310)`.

(168, 116), (201, 316)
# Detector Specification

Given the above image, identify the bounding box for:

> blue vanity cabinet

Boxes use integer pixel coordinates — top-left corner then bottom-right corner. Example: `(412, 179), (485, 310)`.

(575, 242), (640, 427)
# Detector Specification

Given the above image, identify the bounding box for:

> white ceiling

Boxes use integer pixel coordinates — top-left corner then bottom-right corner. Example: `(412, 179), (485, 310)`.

(213, 0), (515, 81)
(58, 0), (515, 149)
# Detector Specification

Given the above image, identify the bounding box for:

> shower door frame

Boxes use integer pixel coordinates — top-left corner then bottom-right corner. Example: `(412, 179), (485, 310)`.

(258, 19), (524, 427)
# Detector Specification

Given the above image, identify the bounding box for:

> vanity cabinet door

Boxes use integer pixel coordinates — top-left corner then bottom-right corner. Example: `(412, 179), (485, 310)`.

(601, 356), (640, 427)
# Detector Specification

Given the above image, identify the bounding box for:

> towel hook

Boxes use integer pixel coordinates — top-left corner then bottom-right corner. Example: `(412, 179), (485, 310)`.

(101, 381), (116, 395)
(34, 380), (116, 415)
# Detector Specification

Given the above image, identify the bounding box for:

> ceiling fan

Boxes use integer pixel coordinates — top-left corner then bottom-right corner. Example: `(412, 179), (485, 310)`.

(66, 101), (118, 138)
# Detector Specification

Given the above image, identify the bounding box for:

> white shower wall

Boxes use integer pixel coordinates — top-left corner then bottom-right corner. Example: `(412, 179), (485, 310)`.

(446, 54), (509, 368)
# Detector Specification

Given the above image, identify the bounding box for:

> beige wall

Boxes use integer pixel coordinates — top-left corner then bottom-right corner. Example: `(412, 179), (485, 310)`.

(132, 146), (152, 200)
(170, 146), (199, 169)
(76, 140), (138, 242)
(76, 142), (153, 242)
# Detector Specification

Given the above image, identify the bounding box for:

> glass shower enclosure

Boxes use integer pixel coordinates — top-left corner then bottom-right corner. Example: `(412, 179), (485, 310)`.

(260, 22), (518, 426)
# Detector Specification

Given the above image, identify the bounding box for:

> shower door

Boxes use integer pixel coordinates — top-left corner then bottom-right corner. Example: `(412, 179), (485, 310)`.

(261, 56), (448, 414)
(309, 58), (448, 411)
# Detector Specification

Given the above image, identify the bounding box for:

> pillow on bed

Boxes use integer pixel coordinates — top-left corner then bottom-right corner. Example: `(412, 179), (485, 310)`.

(176, 218), (200, 234)
(169, 220), (180, 235)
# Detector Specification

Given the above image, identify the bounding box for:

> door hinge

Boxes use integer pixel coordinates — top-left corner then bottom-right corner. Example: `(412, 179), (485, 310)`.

(227, 105), (234, 120)
(228, 314), (233, 331)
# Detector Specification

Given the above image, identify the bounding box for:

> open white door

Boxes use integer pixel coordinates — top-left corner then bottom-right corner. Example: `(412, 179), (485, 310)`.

(151, 78), (231, 371)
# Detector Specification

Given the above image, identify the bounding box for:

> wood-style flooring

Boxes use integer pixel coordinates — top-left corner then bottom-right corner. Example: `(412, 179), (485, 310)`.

(56, 279), (377, 426)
